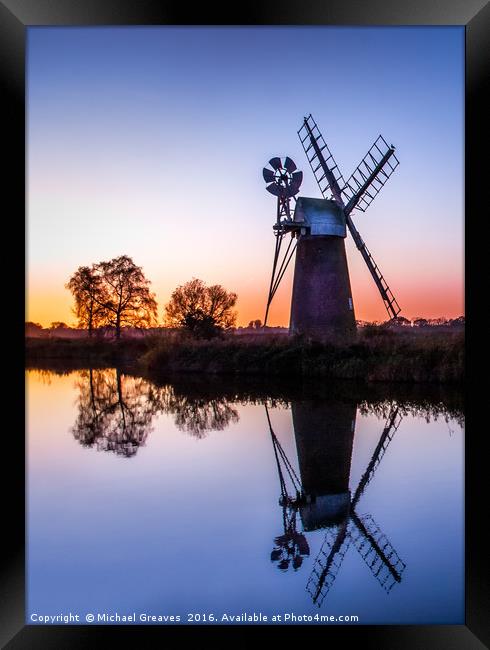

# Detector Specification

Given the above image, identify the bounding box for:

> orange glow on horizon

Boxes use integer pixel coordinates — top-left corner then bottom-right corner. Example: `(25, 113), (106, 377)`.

(27, 277), (464, 329)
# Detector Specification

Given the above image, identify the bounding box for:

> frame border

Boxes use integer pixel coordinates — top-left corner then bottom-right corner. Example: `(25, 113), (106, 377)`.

(3, 0), (488, 647)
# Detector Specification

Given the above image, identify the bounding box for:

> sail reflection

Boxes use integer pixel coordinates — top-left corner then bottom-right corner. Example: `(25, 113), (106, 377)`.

(267, 399), (406, 605)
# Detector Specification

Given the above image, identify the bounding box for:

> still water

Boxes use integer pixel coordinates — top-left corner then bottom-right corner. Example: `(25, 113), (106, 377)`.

(26, 367), (464, 625)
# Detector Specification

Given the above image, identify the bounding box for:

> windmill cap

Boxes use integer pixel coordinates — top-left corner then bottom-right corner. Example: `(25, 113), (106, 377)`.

(293, 197), (346, 238)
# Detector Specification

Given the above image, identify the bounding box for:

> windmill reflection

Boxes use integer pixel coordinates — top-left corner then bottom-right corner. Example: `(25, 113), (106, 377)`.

(267, 399), (406, 604)
(71, 369), (240, 454)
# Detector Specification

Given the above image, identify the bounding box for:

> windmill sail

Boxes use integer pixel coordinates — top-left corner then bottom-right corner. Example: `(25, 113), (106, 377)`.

(351, 408), (402, 506)
(345, 215), (401, 320)
(297, 116), (402, 320)
(307, 513), (406, 606)
(349, 513), (406, 592)
(342, 135), (400, 214)
(306, 521), (351, 606)
(298, 114), (346, 205)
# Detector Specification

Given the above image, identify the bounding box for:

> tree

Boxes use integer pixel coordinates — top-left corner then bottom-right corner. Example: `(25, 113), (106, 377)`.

(66, 256), (158, 339)
(66, 266), (108, 336)
(450, 316), (465, 327)
(387, 316), (411, 328)
(25, 322), (43, 336)
(165, 278), (237, 338)
(94, 255), (157, 338)
(50, 321), (69, 330)
(429, 317), (449, 327)
(247, 319), (262, 330)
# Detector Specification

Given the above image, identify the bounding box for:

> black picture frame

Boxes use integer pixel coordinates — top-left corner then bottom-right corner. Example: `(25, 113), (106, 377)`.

(3, 1), (488, 647)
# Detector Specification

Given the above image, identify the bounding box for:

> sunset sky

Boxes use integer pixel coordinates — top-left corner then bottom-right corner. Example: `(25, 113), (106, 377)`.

(27, 26), (464, 327)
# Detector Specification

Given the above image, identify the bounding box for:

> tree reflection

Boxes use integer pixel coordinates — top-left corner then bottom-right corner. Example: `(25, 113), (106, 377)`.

(161, 389), (239, 439)
(66, 367), (464, 456)
(72, 369), (162, 457)
(71, 369), (241, 454)
(358, 398), (464, 428)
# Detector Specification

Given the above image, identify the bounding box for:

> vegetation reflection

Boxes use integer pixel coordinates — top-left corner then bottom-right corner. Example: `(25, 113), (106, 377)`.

(72, 369), (162, 457)
(59, 367), (464, 462)
(71, 369), (241, 454)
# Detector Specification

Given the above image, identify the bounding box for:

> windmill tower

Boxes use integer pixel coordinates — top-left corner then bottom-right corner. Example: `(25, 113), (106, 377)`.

(263, 114), (401, 340)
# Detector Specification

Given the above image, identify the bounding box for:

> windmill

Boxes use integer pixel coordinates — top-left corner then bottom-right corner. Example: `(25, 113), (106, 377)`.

(263, 114), (401, 339)
(265, 400), (406, 602)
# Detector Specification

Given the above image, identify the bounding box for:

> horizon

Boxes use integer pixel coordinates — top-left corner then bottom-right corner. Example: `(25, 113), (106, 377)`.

(27, 26), (464, 328)
(26, 314), (464, 331)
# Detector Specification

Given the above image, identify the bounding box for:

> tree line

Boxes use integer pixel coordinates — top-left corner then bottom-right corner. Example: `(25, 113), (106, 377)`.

(65, 255), (237, 339)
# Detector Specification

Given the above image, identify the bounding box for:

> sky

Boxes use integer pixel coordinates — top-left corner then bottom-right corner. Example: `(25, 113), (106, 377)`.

(27, 26), (464, 327)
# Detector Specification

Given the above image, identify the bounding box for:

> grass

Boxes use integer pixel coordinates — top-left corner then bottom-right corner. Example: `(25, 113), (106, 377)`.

(26, 326), (464, 384)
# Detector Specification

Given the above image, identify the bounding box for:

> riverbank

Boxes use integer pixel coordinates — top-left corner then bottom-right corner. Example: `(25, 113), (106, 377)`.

(25, 326), (464, 384)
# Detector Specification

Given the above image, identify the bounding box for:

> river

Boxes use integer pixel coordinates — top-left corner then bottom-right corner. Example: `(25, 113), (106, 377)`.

(26, 366), (464, 625)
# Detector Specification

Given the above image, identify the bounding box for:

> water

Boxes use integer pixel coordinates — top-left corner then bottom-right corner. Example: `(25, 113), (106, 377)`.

(26, 366), (464, 625)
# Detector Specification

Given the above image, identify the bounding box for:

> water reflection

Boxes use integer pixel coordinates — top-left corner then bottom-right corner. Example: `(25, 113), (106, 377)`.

(162, 390), (239, 438)
(68, 369), (449, 604)
(267, 400), (406, 606)
(27, 365), (464, 624)
(71, 368), (409, 597)
(71, 369), (241, 454)
(72, 369), (162, 457)
(267, 407), (310, 572)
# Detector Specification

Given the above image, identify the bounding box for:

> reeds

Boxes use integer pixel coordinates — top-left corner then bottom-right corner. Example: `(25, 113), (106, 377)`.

(26, 325), (464, 384)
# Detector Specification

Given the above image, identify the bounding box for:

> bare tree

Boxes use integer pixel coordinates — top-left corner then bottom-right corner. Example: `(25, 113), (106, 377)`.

(66, 256), (158, 339)
(165, 278), (237, 338)
(66, 266), (108, 336)
(94, 256), (158, 338)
